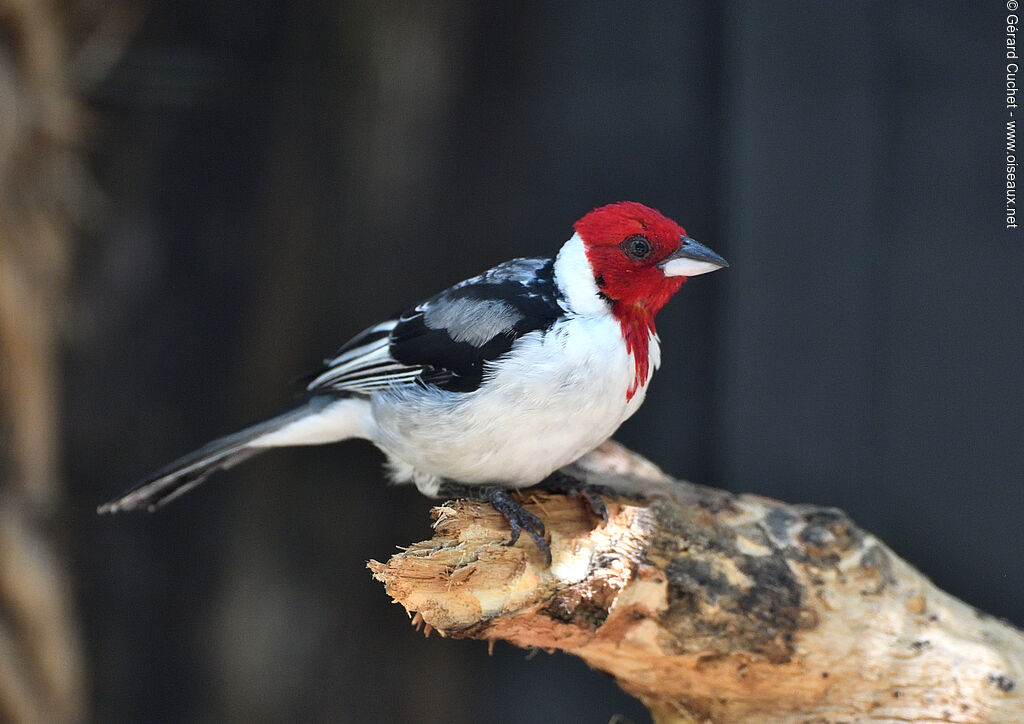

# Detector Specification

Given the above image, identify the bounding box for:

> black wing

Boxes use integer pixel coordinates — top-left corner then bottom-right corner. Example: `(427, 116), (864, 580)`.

(306, 257), (564, 394)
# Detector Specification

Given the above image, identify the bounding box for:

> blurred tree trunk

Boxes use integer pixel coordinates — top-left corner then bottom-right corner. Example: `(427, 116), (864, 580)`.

(211, 3), (471, 719)
(0, 0), (92, 720)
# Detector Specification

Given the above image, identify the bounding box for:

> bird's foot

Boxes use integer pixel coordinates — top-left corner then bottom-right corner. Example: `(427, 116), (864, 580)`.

(536, 471), (609, 522)
(437, 482), (551, 565)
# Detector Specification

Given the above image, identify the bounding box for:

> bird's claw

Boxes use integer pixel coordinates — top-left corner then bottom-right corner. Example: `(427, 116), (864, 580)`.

(437, 482), (551, 565)
(537, 471), (609, 522)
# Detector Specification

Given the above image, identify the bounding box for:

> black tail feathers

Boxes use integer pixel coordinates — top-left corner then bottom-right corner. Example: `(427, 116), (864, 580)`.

(98, 434), (262, 514)
(97, 397), (334, 514)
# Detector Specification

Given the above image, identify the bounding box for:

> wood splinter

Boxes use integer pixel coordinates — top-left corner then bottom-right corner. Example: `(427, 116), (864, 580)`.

(369, 441), (1024, 723)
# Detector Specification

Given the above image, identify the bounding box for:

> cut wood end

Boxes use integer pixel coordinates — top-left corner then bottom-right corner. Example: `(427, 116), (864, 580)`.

(367, 445), (1024, 722)
(369, 490), (644, 636)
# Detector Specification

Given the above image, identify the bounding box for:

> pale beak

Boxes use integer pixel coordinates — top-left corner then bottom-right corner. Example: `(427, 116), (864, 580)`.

(658, 236), (729, 277)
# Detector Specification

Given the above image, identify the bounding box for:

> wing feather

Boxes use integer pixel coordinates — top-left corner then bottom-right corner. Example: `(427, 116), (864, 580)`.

(306, 319), (424, 393)
(306, 257), (564, 395)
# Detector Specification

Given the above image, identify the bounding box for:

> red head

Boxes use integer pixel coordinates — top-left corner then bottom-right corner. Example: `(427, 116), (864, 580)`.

(573, 201), (728, 398)
(574, 201), (727, 314)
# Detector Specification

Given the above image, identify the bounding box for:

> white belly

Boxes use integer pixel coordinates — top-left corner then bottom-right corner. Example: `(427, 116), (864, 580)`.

(368, 316), (658, 495)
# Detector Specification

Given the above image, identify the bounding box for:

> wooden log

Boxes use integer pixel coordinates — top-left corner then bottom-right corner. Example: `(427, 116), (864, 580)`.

(370, 441), (1024, 723)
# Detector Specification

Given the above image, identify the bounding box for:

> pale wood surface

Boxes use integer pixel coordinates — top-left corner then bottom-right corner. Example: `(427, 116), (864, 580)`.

(371, 441), (1024, 723)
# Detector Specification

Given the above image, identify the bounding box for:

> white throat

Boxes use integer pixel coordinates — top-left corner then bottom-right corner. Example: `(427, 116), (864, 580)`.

(553, 232), (609, 316)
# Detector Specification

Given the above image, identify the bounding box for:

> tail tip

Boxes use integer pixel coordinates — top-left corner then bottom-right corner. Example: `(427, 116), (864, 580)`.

(96, 500), (120, 515)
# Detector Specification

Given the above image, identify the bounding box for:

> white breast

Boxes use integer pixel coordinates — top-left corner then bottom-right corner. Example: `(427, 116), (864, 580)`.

(368, 315), (659, 495)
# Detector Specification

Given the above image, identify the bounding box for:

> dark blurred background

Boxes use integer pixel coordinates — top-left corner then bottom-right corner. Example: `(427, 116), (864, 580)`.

(0, 1), (1020, 722)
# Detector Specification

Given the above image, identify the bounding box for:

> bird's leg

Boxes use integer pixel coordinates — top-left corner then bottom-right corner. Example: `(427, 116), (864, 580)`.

(536, 470), (609, 522)
(436, 482), (551, 565)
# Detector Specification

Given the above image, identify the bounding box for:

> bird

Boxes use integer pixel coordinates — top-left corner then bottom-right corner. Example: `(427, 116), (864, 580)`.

(98, 201), (728, 563)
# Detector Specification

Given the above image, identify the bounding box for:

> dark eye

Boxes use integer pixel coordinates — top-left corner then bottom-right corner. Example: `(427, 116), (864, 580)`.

(621, 234), (652, 260)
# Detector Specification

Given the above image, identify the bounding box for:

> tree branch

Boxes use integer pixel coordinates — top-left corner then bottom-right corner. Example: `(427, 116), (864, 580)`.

(369, 441), (1024, 723)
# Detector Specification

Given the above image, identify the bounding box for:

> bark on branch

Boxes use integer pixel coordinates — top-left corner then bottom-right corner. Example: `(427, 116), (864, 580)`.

(369, 441), (1024, 723)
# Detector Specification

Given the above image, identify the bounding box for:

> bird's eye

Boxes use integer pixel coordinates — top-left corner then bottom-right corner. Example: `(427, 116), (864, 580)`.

(621, 235), (652, 260)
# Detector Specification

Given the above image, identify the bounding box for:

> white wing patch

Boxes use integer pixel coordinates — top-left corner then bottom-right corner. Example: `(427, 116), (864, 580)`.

(422, 297), (521, 346)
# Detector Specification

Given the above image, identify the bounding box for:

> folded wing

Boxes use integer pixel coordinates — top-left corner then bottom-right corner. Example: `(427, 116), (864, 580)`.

(306, 257), (564, 395)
